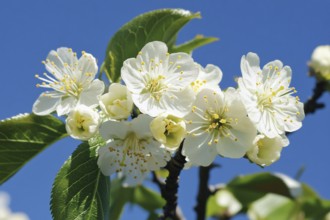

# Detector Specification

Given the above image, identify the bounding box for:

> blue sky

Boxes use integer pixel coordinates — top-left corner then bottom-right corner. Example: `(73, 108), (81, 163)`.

(1, 0), (330, 219)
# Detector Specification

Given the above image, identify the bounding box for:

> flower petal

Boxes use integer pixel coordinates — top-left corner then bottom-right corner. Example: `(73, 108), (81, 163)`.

(32, 93), (61, 115)
(56, 47), (78, 68)
(78, 52), (98, 78)
(131, 114), (153, 138)
(161, 87), (196, 117)
(79, 79), (105, 107)
(121, 58), (145, 93)
(100, 120), (129, 141)
(216, 136), (249, 158)
(56, 96), (76, 116)
(183, 133), (217, 166)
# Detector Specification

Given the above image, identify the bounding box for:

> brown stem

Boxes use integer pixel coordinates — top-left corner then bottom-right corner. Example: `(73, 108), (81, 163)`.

(194, 164), (220, 220)
(304, 81), (326, 115)
(159, 144), (186, 220)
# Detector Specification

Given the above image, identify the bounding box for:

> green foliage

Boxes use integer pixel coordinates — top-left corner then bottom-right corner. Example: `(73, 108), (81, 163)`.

(207, 172), (330, 219)
(103, 8), (217, 82)
(171, 35), (218, 54)
(248, 194), (299, 220)
(109, 178), (165, 220)
(226, 172), (292, 211)
(297, 184), (330, 219)
(51, 143), (110, 220)
(0, 113), (67, 185)
(206, 193), (222, 217)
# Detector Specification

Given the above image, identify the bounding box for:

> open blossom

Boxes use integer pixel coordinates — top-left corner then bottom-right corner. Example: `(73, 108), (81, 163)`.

(183, 88), (257, 166)
(247, 134), (289, 167)
(97, 114), (171, 186)
(150, 113), (186, 151)
(191, 64), (222, 94)
(237, 53), (305, 138)
(65, 105), (100, 141)
(33, 47), (105, 116)
(309, 45), (330, 81)
(121, 41), (198, 117)
(100, 83), (133, 120)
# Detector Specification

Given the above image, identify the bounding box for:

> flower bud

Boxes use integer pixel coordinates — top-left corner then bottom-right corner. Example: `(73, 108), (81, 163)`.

(66, 105), (100, 140)
(100, 83), (133, 120)
(309, 45), (330, 81)
(150, 114), (186, 150)
(246, 135), (289, 167)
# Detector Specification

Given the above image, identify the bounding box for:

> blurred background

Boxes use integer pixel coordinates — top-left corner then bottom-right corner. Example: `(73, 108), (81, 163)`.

(0, 0), (329, 219)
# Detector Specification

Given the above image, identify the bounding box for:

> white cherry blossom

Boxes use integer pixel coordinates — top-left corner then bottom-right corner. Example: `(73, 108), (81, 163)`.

(247, 134), (289, 167)
(121, 41), (198, 117)
(237, 53), (304, 138)
(33, 47), (104, 116)
(97, 114), (171, 186)
(183, 88), (257, 166)
(100, 83), (133, 120)
(65, 105), (100, 141)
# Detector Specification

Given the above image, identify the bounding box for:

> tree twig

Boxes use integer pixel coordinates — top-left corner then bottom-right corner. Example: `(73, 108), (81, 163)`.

(304, 80), (326, 115)
(194, 164), (219, 220)
(159, 144), (186, 220)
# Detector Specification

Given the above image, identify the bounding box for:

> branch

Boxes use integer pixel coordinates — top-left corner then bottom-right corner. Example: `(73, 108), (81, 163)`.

(194, 164), (220, 220)
(304, 80), (326, 115)
(159, 144), (186, 220)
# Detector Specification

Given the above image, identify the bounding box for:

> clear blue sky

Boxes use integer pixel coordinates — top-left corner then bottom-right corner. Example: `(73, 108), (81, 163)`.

(1, 1), (330, 219)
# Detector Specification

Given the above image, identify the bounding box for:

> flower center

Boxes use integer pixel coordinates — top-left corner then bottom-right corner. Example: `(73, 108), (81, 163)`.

(143, 75), (167, 101)
(257, 86), (296, 112)
(36, 72), (83, 98)
(205, 111), (238, 145)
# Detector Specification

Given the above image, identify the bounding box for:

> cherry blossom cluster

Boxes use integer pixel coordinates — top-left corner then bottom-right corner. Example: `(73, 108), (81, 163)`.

(32, 42), (305, 185)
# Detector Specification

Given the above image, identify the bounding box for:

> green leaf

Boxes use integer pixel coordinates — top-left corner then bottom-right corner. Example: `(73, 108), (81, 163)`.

(248, 194), (299, 220)
(51, 143), (110, 220)
(133, 185), (165, 212)
(171, 35), (219, 53)
(103, 8), (217, 82)
(0, 113), (67, 185)
(109, 178), (164, 220)
(206, 194), (222, 217)
(297, 184), (330, 219)
(226, 173), (292, 211)
(109, 178), (134, 220)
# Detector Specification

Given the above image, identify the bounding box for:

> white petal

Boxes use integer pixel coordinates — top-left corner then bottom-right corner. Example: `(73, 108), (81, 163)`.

(131, 114), (153, 138)
(139, 41), (168, 65)
(46, 49), (66, 75)
(240, 53), (261, 90)
(183, 133), (217, 166)
(200, 64), (223, 85)
(132, 93), (164, 117)
(79, 79), (105, 107)
(164, 53), (198, 88)
(121, 58), (145, 93)
(216, 137), (249, 158)
(100, 120), (129, 141)
(32, 93), (61, 115)
(161, 87), (196, 117)
(56, 47), (78, 67)
(56, 96), (77, 116)
(78, 52), (98, 78)
(97, 146), (117, 176)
